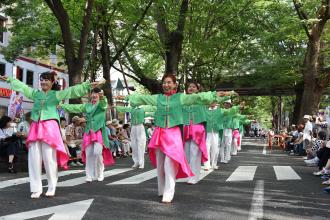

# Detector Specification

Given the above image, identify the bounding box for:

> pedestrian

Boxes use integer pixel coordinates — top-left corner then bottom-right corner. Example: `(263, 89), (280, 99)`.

(60, 88), (115, 182)
(0, 72), (100, 198)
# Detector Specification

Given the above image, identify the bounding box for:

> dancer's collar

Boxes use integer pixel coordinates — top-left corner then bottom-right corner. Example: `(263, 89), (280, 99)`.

(164, 90), (177, 96)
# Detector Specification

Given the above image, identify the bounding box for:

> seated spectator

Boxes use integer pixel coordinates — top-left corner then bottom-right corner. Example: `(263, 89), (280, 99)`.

(59, 117), (71, 166)
(66, 116), (83, 166)
(117, 124), (131, 156)
(305, 132), (329, 170)
(106, 120), (123, 158)
(0, 116), (22, 173)
(290, 124), (304, 156)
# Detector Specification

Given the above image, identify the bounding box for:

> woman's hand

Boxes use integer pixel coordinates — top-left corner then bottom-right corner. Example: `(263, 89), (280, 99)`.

(99, 89), (104, 99)
(0, 75), (8, 81)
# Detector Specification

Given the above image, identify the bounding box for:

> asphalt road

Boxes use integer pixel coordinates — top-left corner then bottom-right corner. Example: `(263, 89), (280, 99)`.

(0, 138), (329, 220)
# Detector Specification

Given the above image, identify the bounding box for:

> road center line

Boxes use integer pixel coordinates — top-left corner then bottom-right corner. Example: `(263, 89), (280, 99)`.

(248, 180), (264, 220)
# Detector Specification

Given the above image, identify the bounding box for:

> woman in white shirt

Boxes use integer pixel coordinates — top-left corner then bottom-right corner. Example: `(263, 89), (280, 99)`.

(0, 116), (22, 173)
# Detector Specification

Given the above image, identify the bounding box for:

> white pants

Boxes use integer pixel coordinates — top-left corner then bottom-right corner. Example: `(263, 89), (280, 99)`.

(221, 129), (232, 162)
(231, 138), (238, 155)
(185, 140), (202, 184)
(156, 149), (178, 202)
(29, 141), (58, 193)
(122, 141), (131, 154)
(204, 132), (219, 169)
(238, 130), (243, 151)
(85, 142), (104, 180)
(131, 124), (146, 168)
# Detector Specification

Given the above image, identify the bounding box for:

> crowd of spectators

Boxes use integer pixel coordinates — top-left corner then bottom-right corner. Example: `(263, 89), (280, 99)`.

(0, 111), (155, 172)
(267, 112), (330, 193)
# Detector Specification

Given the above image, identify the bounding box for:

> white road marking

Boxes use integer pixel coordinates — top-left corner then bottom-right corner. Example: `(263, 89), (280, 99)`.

(248, 180), (264, 220)
(273, 166), (301, 180)
(0, 170), (84, 189)
(0, 199), (93, 220)
(177, 169), (213, 182)
(57, 168), (132, 187)
(107, 169), (157, 185)
(226, 166), (257, 182)
(262, 146), (267, 155)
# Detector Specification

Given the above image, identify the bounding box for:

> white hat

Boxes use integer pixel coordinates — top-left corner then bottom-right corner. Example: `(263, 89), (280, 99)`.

(224, 99), (232, 104)
(111, 119), (119, 126)
(303, 115), (311, 120)
(106, 120), (112, 126)
(72, 116), (80, 122)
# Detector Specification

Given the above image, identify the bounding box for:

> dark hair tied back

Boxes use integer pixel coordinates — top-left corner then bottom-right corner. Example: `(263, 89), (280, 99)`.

(40, 71), (60, 91)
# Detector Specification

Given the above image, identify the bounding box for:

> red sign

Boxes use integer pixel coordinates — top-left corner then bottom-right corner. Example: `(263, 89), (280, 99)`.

(0, 87), (13, 97)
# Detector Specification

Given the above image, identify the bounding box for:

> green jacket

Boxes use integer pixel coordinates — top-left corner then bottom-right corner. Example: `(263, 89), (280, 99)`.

(239, 117), (251, 133)
(127, 91), (217, 128)
(222, 105), (240, 129)
(232, 114), (247, 129)
(7, 77), (91, 122)
(205, 106), (223, 133)
(116, 105), (156, 125)
(60, 97), (109, 148)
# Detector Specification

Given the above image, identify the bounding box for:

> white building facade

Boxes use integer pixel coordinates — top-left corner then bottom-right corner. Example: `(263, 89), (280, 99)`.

(0, 14), (69, 117)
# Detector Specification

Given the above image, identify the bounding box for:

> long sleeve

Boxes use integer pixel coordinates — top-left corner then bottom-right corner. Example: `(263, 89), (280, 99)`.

(126, 94), (158, 107)
(60, 103), (87, 113)
(142, 105), (157, 112)
(99, 97), (108, 110)
(181, 91), (217, 106)
(216, 96), (231, 103)
(145, 112), (155, 117)
(116, 106), (132, 113)
(56, 81), (91, 101)
(7, 77), (36, 99)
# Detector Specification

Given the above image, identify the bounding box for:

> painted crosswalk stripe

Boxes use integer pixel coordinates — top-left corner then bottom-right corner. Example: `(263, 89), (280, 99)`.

(177, 169), (213, 182)
(107, 169), (157, 185)
(57, 168), (132, 187)
(226, 166), (257, 182)
(0, 170), (84, 190)
(273, 166), (301, 180)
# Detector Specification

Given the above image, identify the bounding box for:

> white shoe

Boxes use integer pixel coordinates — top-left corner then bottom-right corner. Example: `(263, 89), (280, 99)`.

(212, 165), (219, 170)
(45, 190), (55, 197)
(304, 158), (318, 167)
(313, 170), (325, 176)
(138, 166), (144, 169)
(132, 163), (139, 168)
(97, 176), (104, 182)
(76, 161), (84, 166)
(70, 162), (78, 167)
(31, 192), (42, 199)
(86, 177), (93, 182)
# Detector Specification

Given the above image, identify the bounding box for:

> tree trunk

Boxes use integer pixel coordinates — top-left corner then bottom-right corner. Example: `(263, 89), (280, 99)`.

(100, 26), (114, 108)
(292, 82), (303, 125)
(298, 40), (324, 121)
(156, 0), (189, 75)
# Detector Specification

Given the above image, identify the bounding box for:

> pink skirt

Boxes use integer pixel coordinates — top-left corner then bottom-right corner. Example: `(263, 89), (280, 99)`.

(183, 122), (208, 163)
(232, 129), (241, 146)
(26, 120), (69, 168)
(148, 126), (194, 179)
(82, 129), (115, 166)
